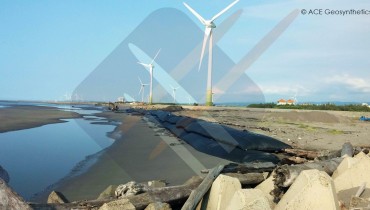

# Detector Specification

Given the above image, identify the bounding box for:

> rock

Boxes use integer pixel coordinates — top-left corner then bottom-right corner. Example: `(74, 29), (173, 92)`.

(145, 202), (172, 210)
(226, 189), (271, 210)
(0, 178), (32, 210)
(47, 190), (68, 204)
(349, 196), (370, 209)
(197, 174), (241, 210)
(334, 152), (370, 207)
(97, 185), (117, 200)
(161, 105), (183, 112)
(0, 166), (9, 184)
(255, 172), (276, 209)
(148, 180), (166, 188)
(99, 198), (136, 210)
(275, 169), (339, 210)
(115, 181), (147, 198)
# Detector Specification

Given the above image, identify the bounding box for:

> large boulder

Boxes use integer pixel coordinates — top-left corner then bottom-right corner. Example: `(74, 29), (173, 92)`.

(0, 178), (32, 210)
(197, 174), (241, 210)
(115, 181), (147, 198)
(333, 152), (370, 207)
(275, 169), (339, 210)
(226, 189), (271, 210)
(145, 202), (172, 210)
(99, 198), (136, 210)
(47, 190), (68, 204)
(255, 172), (276, 209)
(97, 185), (117, 200)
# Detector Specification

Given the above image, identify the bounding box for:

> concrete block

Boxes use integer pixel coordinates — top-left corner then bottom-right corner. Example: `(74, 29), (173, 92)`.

(97, 185), (117, 200)
(145, 202), (172, 210)
(197, 174), (241, 210)
(226, 189), (271, 210)
(332, 156), (358, 179)
(47, 191), (68, 204)
(255, 172), (276, 209)
(99, 198), (136, 210)
(355, 152), (370, 161)
(334, 156), (370, 207)
(275, 169), (339, 210)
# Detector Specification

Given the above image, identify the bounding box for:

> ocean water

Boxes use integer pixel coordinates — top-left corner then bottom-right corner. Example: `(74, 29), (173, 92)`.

(0, 105), (115, 199)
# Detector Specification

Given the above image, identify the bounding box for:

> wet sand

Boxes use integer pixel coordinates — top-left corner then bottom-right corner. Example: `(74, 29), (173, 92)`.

(0, 105), (81, 133)
(45, 111), (230, 202)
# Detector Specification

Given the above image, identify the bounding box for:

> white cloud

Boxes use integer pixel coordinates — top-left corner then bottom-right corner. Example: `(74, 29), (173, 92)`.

(325, 74), (370, 93)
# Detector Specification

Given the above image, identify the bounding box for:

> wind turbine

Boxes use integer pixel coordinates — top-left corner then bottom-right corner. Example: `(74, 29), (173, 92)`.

(138, 77), (149, 103)
(183, 0), (239, 106)
(170, 85), (180, 103)
(291, 92), (298, 105)
(137, 49), (161, 104)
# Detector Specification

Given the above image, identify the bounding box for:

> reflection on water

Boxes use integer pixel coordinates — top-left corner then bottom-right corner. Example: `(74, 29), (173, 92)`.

(0, 115), (115, 199)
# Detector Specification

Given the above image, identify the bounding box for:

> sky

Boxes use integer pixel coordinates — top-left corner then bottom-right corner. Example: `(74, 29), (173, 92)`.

(1, 0), (369, 103)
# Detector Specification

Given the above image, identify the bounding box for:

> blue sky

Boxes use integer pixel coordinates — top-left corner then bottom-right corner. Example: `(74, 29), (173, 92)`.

(1, 0), (369, 103)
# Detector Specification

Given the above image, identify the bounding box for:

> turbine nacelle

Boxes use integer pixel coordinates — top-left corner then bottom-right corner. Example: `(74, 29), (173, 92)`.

(204, 21), (216, 28)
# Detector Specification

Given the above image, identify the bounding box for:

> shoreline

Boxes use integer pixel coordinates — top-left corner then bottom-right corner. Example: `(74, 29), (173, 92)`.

(2, 103), (370, 204)
(44, 110), (232, 202)
(0, 105), (82, 133)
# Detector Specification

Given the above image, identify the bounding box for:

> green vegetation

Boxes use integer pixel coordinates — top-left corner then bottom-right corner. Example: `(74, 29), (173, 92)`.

(247, 103), (370, 112)
(328, 129), (345, 135)
(298, 124), (316, 131)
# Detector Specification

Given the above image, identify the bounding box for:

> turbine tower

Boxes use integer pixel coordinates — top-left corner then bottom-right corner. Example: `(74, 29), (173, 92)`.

(137, 49), (161, 104)
(183, 0), (239, 106)
(170, 85), (179, 103)
(138, 77), (149, 103)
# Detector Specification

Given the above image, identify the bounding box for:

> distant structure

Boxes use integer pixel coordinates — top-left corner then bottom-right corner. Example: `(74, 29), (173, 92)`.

(286, 99), (295, 105)
(277, 99), (287, 105)
(277, 98), (297, 105)
(117, 97), (125, 103)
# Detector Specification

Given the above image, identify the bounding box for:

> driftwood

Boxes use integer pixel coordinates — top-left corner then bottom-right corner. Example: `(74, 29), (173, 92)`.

(30, 176), (204, 210)
(221, 162), (276, 174)
(272, 157), (343, 203)
(283, 148), (321, 160)
(223, 173), (266, 185)
(283, 156), (308, 164)
(181, 165), (224, 210)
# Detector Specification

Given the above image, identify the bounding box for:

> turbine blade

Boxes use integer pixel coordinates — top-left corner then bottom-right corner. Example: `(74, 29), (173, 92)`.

(138, 62), (150, 68)
(199, 27), (212, 70)
(139, 86), (143, 95)
(183, 2), (206, 25)
(138, 77), (143, 85)
(150, 49), (161, 65)
(211, 0), (239, 21)
(169, 85), (174, 89)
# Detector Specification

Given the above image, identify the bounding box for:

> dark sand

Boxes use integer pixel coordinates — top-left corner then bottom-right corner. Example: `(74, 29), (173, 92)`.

(40, 111), (230, 202)
(0, 105), (81, 133)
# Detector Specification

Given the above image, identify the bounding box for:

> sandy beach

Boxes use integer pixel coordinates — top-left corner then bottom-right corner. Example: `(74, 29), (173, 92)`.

(172, 106), (370, 151)
(2, 104), (369, 204)
(0, 105), (81, 133)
